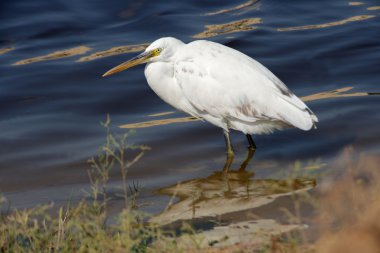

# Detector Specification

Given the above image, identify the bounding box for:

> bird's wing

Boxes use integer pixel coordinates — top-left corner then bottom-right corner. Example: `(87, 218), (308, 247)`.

(174, 40), (317, 130)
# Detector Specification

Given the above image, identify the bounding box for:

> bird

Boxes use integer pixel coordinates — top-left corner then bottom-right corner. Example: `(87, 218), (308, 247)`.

(103, 37), (318, 162)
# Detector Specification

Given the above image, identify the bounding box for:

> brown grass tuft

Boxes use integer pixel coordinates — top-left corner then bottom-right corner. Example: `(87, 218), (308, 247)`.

(315, 148), (380, 253)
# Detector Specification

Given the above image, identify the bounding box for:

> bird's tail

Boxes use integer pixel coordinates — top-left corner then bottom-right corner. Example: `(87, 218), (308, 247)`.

(275, 95), (318, 131)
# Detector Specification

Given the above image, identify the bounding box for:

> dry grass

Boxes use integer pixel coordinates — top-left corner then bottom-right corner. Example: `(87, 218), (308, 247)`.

(314, 148), (380, 253)
(0, 117), (155, 252)
(0, 117), (205, 253)
(1, 118), (380, 253)
(267, 147), (380, 253)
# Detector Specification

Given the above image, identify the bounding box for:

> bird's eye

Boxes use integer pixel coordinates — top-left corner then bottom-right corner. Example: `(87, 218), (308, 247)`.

(152, 48), (162, 56)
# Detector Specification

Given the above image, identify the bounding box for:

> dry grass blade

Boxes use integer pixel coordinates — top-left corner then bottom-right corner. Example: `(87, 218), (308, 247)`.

(13, 46), (92, 65)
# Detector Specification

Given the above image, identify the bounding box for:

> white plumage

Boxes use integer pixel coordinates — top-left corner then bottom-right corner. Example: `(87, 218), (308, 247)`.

(103, 37), (318, 157)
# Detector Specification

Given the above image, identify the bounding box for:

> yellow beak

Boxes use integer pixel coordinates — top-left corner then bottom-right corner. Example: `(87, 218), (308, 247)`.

(102, 51), (153, 77)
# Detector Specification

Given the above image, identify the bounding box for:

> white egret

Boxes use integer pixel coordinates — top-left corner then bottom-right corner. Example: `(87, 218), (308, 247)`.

(103, 37), (318, 160)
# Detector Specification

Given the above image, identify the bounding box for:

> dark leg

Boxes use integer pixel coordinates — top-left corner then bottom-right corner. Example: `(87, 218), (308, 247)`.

(246, 134), (256, 150)
(238, 134), (256, 171)
(239, 147), (255, 171)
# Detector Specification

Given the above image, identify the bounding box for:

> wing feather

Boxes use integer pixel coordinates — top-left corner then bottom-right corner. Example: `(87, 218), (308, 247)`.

(174, 40), (318, 130)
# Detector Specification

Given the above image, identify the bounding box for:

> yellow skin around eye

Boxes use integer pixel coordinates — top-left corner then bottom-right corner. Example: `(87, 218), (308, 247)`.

(152, 48), (161, 57)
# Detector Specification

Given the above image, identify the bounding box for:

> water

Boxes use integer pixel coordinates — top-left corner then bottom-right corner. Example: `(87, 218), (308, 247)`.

(1, 0), (380, 219)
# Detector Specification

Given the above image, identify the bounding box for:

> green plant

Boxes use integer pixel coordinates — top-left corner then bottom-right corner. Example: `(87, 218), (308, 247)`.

(0, 116), (156, 253)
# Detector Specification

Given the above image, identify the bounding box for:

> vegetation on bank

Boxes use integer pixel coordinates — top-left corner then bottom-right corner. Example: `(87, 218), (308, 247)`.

(1, 118), (379, 253)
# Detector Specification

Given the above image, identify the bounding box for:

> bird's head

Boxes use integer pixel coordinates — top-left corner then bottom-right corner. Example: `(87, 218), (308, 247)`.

(102, 37), (184, 77)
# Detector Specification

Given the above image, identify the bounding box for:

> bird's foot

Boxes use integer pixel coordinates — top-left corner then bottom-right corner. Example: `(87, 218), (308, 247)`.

(223, 151), (234, 172)
(238, 146), (256, 171)
(227, 150), (235, 159)
(247, 146), (256, 151)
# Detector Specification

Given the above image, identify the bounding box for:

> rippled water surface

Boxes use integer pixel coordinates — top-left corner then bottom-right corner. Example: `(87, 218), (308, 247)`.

(1, 0), (380, 216)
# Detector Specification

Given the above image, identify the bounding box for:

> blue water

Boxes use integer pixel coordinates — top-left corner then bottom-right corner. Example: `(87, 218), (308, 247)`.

(1, 0), (380, 211)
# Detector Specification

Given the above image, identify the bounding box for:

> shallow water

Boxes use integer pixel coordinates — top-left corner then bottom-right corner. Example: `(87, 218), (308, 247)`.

(1, 0), (380, 221)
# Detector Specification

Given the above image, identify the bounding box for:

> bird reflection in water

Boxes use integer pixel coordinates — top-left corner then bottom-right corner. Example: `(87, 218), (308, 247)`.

(151, 149), (316, 225)
(223, 139), (256, 172)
